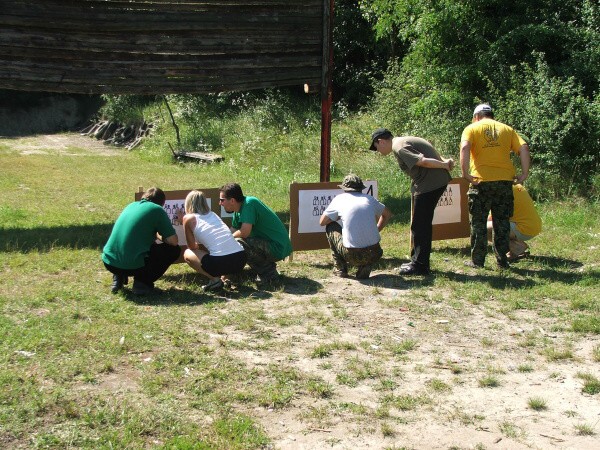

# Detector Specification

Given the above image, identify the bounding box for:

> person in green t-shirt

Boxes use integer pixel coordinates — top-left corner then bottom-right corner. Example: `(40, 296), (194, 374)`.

(102, 187), (181, 295)
(219, 183), (292, 283)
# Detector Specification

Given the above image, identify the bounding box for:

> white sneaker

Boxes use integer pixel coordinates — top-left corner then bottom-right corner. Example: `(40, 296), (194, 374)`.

(202, 278), (224, 292)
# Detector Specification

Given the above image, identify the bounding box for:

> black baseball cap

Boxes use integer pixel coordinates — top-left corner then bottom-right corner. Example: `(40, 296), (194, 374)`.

(369, 128), (393, 150)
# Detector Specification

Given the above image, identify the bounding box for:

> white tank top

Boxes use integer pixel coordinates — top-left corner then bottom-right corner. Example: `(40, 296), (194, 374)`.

(192, 212), (243, 256)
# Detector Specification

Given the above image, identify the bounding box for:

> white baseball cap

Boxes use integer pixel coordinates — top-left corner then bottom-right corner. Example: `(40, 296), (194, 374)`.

(473, 104), (492, 115)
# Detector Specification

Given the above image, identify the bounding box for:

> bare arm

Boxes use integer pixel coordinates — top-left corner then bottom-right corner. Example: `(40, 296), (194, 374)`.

(460, 140), (478, 184)
(515, 144), (530, 184)
(377, 207), (393, 232)
(319, 214), (333, 227)
(416, 157), (454, 172)
(183, 214), (198, 250)
(233, 222), (253, 239)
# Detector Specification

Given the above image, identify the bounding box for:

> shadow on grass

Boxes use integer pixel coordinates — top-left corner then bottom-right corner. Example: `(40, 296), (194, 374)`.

(124, 272), (323, 306)
(1, 224), (113, 252)
(436, 245), (596, 287)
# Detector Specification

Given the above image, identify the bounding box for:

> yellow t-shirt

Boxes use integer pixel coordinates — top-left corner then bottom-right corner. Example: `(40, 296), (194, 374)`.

(511, 184), (541, 237)
(461, 119), (526, 181)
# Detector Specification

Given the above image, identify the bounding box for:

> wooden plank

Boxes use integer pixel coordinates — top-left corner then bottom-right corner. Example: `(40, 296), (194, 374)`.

(0, 0), (325, 94)
(173, 152), (225, 163)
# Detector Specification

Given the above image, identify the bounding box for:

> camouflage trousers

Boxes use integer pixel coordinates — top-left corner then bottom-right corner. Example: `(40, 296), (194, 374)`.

(237, 237), (279, 278)
(325, 222), (383, 271)
(468, 181), (514, 266)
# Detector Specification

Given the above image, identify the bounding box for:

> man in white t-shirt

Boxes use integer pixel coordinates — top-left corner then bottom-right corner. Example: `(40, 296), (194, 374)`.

(319, 174), (392, 279)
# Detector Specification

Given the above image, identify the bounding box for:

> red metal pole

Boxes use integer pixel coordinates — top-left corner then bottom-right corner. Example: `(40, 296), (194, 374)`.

(320, 0), (334, 182)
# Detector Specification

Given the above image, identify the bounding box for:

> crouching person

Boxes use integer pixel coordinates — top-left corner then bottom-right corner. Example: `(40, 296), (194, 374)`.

(320, 174), (392, 279)
(102, 187), (181, 295)
(182, 190), (247, 292)
(487, 183), (541, 262)
(219, 183), (292, 284)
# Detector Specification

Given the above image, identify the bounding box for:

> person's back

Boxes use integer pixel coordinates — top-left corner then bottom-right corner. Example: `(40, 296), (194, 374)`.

(511, 184), (541, 237)
(192, 211), (243, 256)
(392, 136), (452, 194)
(461, 118), (523, 181)
(102, 199), (174, 269)
(327, 192), (382, 248)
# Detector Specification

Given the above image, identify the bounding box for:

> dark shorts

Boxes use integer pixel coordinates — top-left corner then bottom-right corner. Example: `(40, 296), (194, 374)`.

(201, 250), (247, 276)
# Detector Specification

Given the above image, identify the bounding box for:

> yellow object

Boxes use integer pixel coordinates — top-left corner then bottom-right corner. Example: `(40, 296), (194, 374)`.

(461, 119), (526, 181)
(511, 184), (541, 237)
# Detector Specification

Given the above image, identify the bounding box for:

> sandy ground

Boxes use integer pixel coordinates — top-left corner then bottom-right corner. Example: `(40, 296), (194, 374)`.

(5, 132), (122, 156)
(222, 265), (600, 450)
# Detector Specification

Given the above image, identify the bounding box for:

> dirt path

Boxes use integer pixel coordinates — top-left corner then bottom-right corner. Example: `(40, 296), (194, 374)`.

(223, 265), (600, 450)
(6, 133), (122, 156)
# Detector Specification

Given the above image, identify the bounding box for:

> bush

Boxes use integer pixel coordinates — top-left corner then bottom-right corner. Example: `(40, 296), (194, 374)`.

(99, 94), (156, 124)
(371, 60), (468, 158)
(494, 55), (600, 198)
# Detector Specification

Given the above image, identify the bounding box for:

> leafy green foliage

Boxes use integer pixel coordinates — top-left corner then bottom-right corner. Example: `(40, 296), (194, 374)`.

(494, 56), (600, 198)
(363, 0), (599, 196)
(99, 94), (155, 124)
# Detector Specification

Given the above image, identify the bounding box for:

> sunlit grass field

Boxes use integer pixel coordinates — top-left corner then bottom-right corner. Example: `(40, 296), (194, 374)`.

(1, 115), (599, 448)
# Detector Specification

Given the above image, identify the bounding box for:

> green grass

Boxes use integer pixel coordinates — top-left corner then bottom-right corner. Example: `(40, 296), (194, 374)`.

(1, 112), (599, 448)
(479, 375), (500, 388)
(577, 372), (600, 395)
(527, 396), (548, 411)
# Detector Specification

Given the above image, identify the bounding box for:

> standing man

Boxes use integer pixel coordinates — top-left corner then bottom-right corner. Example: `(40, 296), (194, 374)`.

(219, 182), (292, 283)
(460, 104), (530, 268)
(319, 174), (392, 279)
(371, 129), (454, 275)
(102, 187), (181, 295)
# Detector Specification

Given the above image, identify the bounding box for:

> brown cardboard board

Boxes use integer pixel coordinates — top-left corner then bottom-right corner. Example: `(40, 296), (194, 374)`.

(289, 180), (378, 252)
(430, 177), (470, 240)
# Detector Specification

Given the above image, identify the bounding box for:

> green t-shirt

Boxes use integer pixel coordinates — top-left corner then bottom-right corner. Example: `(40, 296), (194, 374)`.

(102, 199), (176, 269)
(231, 196), (292, 260)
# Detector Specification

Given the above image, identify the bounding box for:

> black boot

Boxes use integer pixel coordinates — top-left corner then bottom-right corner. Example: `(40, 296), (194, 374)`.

(111, 274), (125, 293)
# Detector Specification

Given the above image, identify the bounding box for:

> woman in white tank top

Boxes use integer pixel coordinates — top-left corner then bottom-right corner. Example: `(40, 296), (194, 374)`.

(182, 190), (246, 291)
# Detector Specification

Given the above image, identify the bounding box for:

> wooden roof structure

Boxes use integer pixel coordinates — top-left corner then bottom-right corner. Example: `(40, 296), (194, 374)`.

(0, 0), (325, 94)
(0, 0), (334, 180)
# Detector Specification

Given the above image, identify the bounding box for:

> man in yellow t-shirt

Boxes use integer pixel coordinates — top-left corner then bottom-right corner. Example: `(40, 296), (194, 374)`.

(488, 184), (541, 261)
(460, 103), (530, 268)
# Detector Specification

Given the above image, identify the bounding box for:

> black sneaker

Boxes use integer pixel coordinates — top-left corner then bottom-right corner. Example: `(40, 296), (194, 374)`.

(332, 268), (349, 278)
(256, 270), (280, 284)
(399, 263), (430, 276)
(132, 280), (153, 296)
(497, 259), (511, 270)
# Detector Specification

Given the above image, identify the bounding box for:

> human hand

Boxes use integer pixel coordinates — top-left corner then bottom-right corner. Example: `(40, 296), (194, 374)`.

(463, 174), (479, 185)
(514, 173), (528, 184)
(445, 158), (455, 172)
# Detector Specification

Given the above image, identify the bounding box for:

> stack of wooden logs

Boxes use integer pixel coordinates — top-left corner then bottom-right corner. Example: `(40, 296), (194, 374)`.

(80, 120), (152, 150)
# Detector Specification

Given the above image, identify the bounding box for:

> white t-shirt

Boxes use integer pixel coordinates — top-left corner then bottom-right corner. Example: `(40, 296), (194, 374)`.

(323, 192), (385, 248)
(192, 212), (243, 256)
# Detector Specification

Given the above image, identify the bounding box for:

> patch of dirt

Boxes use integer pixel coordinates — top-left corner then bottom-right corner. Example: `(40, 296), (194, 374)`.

(8, 133), (122, 156)
(202, 255), (600, 450)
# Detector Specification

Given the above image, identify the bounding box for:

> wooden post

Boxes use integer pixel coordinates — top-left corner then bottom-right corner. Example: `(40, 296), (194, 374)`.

(320, 0), (334, 182)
